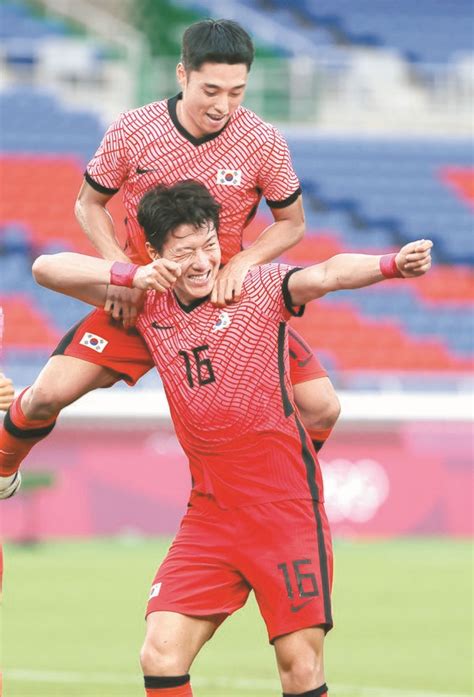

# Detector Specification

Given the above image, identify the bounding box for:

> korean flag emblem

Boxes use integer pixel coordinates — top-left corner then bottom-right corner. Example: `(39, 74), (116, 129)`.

(79, 332), (108, 353)
(217, 169), (242, 186)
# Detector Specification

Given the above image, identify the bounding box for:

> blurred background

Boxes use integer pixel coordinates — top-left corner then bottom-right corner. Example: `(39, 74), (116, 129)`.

(0, 1), (472, 695)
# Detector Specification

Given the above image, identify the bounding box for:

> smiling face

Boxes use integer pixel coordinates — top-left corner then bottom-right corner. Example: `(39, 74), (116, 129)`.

(176, 62), (248, 138)
(148, 222), (221, 305)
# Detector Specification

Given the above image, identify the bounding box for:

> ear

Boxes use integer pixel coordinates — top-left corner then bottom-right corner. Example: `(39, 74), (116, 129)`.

(145, 241), (160, 261)
(176, 62), (186, 90)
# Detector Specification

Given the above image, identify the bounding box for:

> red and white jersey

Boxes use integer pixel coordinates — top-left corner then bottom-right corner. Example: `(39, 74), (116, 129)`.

(86, 95), (301, 264)
(136, 264), (324, 509)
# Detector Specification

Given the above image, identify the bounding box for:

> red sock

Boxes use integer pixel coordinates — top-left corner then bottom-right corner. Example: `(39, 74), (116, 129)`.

(144, 675), (192, 696)
(145, 686), (192, 697)
(308, 427), (333, 453)
(0, 389), (57, 476)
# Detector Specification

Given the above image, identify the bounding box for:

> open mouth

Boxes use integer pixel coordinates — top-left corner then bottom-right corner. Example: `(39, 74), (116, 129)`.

(206, 113), (227, 124)
(187, 269), (211, 286)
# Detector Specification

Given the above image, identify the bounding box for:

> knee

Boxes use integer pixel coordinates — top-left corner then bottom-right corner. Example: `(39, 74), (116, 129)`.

(300, 389), (341, 433)
(22, 384), (64, 420)
(139, 636), (183, 676)
(279, 653), (324, 694)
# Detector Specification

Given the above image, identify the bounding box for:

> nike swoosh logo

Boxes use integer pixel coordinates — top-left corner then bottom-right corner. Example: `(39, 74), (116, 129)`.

(290, 598), (315, 613)
(0, 448), (15, 456)
(297, 355), (313, 368)
(136, 167), (161, 174)
(151, 322), (174, 330)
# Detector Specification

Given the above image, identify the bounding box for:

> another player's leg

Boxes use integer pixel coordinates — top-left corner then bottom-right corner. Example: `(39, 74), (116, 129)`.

(274, 626), (328, 697)
(0, 308), (154, 499)
(140, 611), (217, 696)
(0, 373), (15, 412)
(0, 355), (117, 498)
(289, 327), (340, 452)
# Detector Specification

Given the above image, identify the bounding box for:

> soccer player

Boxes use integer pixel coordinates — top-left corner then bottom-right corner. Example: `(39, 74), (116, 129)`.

(31, 181), (433, 697)
(0, 19), (340, 497)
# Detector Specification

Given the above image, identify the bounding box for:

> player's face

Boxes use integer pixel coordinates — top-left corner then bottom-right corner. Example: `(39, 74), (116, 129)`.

(161, 223), (221, 304)
(177, 62), (248, 138)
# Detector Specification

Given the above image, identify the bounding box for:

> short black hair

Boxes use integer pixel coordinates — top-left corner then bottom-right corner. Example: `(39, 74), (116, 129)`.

(181, 19), (254, 72)
(137, 181), (221, 253)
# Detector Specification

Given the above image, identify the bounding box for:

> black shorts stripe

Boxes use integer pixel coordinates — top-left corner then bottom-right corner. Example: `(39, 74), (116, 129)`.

(277, 322), (294, 418)
(51, 312), (95, 357)
(294, 416), (333, 628)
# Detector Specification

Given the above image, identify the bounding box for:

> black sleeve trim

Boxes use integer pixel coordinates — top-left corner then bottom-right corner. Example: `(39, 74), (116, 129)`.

(282, 267), (305, 317)
(84, 170), (120, 195)
(266, 186), (302, 209)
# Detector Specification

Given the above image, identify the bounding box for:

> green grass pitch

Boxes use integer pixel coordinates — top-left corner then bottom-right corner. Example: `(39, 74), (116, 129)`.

(1, 537), (472, 697)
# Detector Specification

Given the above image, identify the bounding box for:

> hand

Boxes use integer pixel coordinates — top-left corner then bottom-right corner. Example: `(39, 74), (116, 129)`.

(104, 285), (145, 329)
(210, 255), (252, 307)
(395, 239), (433, 278)
(133, 259), (181, 292)
(0, 373), (14, 411)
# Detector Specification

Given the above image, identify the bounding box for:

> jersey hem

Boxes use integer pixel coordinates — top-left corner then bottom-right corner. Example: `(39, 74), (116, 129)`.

(84, 170), (120, 195)
(266, 187), (302, 209)
(282, 268), (305, 317)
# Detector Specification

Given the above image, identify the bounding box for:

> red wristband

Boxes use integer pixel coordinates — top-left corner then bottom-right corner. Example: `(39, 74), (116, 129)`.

(380, 253), (403, 279)
(110, 261), (139, 288)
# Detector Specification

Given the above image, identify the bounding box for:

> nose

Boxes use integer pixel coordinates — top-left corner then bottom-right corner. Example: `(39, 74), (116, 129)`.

(213, 95), (229, 115)
(192, 248), (209, 268)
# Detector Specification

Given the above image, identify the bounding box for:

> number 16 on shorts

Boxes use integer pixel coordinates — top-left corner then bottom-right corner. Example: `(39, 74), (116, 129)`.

(278, 558), (319, 611)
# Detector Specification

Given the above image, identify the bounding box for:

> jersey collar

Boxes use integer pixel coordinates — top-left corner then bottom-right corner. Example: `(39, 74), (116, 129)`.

(168, 93), (230, 146)
(173, 291), (210, 314)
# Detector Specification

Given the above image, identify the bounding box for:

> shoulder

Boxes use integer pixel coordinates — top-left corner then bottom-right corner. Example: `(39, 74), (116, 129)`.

(245, 263), (295, 291)
(119, 99), (169, 132)
(231, 107), (285, 143)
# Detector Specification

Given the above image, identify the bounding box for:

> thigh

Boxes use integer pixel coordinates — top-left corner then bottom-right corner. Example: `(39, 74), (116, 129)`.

(240, 499), (334, 643)
(23, 354), (118, 417)
(146, 500), (251, 622)
(52, 308), (154, 385)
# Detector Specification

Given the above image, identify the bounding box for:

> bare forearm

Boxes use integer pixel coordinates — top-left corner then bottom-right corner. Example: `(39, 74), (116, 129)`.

(289, 240), (433, 305)
(32, 253), (111, 305)
(241, 218), (305, 265)
(75, 198), (129, 262)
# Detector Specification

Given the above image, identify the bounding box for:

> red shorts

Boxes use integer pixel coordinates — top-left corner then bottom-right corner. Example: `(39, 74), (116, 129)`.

(53, 309), (327, 386)
(146, 495), (333, 642)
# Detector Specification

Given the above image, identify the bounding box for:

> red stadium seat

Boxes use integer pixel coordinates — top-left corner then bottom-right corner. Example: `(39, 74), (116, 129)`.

(294, 302), (473, 371)
(0, 156), (127, 254)
(0, 294), (60, 348)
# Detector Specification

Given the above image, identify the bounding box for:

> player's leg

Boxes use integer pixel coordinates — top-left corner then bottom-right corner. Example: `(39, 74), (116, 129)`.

(0, 308), (154, 498)
(140, 611), (218, 696)
(289, 327), (341, 452)
(0, 356), (117, 498)
(274, 627), (328, 697)
(241, 498), (333, 695)
(0, 373), (14, 411)
(142, 496), (250, 696)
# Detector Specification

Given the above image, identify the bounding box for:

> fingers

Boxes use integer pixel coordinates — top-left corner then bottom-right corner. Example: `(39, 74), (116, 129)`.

(400, 239), (433, 276)
(210, 277), (240, 307)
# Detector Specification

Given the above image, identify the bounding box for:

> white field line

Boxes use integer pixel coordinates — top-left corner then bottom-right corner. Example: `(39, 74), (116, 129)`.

(3, 669), (471, 697)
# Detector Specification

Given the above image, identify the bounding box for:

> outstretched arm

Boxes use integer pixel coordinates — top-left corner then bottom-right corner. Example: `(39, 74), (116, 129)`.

(288, 239), (433, 305)
(32, 253), (181, 305)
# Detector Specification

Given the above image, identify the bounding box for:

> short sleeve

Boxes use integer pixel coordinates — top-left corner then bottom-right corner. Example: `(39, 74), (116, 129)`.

(246, 264), (305, 321)
(85, 113), (130, 194)
(257, 128), (301, 208)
